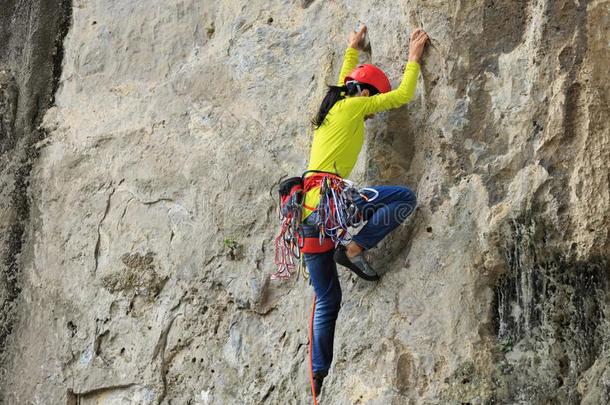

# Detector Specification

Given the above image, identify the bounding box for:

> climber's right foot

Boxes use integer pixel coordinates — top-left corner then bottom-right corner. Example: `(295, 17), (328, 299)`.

(334, 245), (380, 281)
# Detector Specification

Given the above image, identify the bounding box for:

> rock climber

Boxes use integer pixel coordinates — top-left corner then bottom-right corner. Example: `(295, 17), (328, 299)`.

(303, 25), (429, 397)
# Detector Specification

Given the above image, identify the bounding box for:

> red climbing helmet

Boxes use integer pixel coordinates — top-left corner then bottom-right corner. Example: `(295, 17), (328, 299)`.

(344, 64), (391, 94)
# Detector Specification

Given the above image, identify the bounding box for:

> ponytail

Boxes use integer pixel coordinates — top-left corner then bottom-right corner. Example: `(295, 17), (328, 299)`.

(313, 84), (360, 128)
(312, 81), (379, 128)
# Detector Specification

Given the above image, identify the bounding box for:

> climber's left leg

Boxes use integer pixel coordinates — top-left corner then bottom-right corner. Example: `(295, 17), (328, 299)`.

(335, 186), (416, 280)
(351, 185), (417, 250)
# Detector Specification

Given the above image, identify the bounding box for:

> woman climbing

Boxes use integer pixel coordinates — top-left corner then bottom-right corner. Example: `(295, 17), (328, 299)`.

(303, 25), (429, 398)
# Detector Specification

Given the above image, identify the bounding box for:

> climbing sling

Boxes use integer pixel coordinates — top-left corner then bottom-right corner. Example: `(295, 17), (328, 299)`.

(272, 174), (331, 280)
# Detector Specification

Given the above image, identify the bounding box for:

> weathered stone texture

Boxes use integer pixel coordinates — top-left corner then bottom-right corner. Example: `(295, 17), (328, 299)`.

(0, 0), (72, 372)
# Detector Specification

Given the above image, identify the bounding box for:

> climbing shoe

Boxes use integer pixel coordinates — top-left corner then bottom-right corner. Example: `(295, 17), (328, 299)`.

(313, 372), (326, 397)
(333, 245), (380, 281)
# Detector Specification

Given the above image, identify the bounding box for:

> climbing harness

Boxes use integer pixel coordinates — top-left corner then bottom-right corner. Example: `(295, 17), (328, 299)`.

(309, 174), (379, 245)
(272, 171), (377, 280)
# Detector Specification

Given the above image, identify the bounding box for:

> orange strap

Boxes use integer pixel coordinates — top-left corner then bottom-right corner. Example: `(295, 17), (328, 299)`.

(309, 296), (318, 405)
(303, 172), (342, 192)
(303, 203), (317, 212)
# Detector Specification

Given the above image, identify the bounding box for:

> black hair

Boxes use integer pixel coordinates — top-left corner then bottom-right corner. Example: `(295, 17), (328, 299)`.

(312, 82), (380, 128)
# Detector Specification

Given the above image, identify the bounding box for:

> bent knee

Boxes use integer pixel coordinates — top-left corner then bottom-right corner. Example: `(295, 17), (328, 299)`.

(398, 187), (417, 207)
(396, 187), (417, 222)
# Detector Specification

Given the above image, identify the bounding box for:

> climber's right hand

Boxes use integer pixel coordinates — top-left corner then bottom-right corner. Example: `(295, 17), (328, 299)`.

(408, 28), (429, 63)
(348, 25), (367, 50)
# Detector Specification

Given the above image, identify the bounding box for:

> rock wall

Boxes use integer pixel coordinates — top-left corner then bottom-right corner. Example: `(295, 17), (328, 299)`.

(0, 0), (71, 367)
(1, 0), (608, 404)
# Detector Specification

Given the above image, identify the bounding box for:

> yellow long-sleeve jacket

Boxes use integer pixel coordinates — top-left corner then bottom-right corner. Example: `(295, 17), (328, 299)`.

(303, 47), (420, 218)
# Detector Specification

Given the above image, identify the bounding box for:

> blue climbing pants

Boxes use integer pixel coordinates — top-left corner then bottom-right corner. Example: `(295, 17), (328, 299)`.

(306, 185), (416, 374)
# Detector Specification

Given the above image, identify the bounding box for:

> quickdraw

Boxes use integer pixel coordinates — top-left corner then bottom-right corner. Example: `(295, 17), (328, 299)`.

(272, 171), (376, 280)
(304, 173), (377, 245)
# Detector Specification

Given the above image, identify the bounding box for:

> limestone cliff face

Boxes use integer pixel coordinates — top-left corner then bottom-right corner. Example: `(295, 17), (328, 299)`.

(0, 0), (72, 372)
(1, 1), (608, 404)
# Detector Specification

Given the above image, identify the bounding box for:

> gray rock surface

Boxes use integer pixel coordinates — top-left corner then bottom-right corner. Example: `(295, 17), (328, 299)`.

(1, 0), (609, 404)
(0, 0), (72, 370)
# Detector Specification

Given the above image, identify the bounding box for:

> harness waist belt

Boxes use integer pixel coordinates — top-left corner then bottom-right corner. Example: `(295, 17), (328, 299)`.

(298, 225), (334, 254)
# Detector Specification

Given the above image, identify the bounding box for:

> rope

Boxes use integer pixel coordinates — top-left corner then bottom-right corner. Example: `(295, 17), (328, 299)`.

(272, 188), (303, 280)
(272, 223), (299, 280)
(309, 295), (318, 405)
